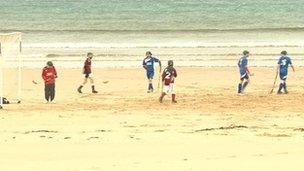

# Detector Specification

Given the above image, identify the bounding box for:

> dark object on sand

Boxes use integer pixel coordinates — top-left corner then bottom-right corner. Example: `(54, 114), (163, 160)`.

(1, 97), (10, 104)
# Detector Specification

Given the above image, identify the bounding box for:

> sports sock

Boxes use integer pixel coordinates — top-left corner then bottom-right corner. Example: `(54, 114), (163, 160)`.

(148, 83), (153, 90)
(159, 92), (166, 102)
(283, 82), (287, 93)
(238, 83), (242, 93)
(242, 81), (248, 92)
(278, 83), (283, 93)
(172, 94), (176, 102)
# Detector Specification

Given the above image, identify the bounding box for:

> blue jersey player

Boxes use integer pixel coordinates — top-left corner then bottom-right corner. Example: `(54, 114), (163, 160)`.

(237, 50), (253, 94)
(142, 51), (162, 93)
(277, 51), (295, 94)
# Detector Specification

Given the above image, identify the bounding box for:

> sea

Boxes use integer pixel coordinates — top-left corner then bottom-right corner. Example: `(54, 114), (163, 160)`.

(1, 0), (304, 67)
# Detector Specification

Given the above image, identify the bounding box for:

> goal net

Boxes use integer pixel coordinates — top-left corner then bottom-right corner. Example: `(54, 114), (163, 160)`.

(0, 32), (22, 106)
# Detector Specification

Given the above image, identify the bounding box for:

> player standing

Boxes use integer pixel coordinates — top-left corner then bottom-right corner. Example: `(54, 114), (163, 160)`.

(237, 50), (253, 94)
(77, 52), (98, 94)
(142, 51), (161, 93)
(159, 60), (177, 103)
(277, 51), (295, 94)
(42, 61), (57, 103)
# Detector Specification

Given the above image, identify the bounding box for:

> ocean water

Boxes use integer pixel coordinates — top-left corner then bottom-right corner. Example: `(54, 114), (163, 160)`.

(1, 0), (304, 67)
(1, 0), (304, 44)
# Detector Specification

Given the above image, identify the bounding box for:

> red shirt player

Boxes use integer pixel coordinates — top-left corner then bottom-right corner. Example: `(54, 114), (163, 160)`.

(77, 52), (98, 93)
(42, 61), (57, 103)
(159, 60), (177, 103)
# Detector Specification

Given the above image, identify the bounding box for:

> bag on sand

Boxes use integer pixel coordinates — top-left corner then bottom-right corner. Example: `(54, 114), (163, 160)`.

(1, 97), (10, 104)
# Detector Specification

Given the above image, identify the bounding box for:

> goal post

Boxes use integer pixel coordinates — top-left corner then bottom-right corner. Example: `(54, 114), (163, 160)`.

(0, 32), (22, 106)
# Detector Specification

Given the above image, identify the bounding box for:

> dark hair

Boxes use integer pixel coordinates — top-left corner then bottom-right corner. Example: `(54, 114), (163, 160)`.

(281, 50), (287, 55)
(243, 50), (249, 55)
(87, 52), (93, 56)
(47, 61), (53, 66)
(168, 60), (174, 67)
(146, 51), (152, 55)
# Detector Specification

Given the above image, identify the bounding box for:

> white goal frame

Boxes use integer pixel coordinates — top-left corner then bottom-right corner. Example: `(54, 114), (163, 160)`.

(0, 32), (22, 106)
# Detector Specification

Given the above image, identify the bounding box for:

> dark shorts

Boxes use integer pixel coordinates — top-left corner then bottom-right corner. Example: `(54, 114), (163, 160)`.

(146, 71), (154, 79)
(279, 73), (287, 80)
(84, 70), (92, 78)
(240, 73), (249, 81)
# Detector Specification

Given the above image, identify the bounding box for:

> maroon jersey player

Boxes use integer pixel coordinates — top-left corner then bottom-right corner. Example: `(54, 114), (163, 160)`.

(159, 60), (177, 103)
(77, 52), (98, 93)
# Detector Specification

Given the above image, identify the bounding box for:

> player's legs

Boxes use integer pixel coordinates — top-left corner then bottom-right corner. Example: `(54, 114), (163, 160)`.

(159, 84), (169, 103)
(242, 77), (250, 92)
(278, 73), (287, 94)
(44, 85), (51, 102)
(238, 79), (244, 93)
(50, 84), (55, 101)
(238, 73), (249, 93)
(147, 71), (154, 93)
(89, 77), (98, 93)
(78, 75), (88, 93)
(170, 84), (177, 103)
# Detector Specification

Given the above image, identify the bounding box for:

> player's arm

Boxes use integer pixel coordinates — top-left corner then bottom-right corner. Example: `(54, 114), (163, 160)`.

(158, 60), (162, 73)
(291, 64), (295, 72)
(42, 69), (46, 81)
(161, 70), (166, 82)
(174, 69), (177, 78)
(142, 60), (147, 70)
(290, 59), (295, 72)
(54, 67), (58, 78)
(245, 66), (253, 76)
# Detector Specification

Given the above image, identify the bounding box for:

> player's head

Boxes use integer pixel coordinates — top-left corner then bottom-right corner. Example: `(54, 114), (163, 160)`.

(168, 60), (174, 67)
(47, 61), (53, 67)
(243, 50), (250, 57)
(281, 50), (287, 56)
(87, 52), (93, 59)
(146, 51), (152, 57)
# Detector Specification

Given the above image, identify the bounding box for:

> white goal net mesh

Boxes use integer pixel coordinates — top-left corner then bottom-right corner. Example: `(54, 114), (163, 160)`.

(0, 32), (22, 105)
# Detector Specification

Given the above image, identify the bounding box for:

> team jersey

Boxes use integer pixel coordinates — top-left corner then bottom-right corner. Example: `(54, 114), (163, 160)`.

(238, 56), (248, 75)
(278, 56), (292, 74)
(42, 66), (57, 85)
(162, 67), (177, 85)
(84, 57), (92, 73)
(142, 56), (160, 72)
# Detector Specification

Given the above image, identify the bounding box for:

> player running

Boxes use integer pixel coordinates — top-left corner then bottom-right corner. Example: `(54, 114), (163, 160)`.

(159, 60), (177, 103)
(237, 50), (253, 94)
(276, 51), (295, 94)
(142, 51), (161, 93)
(42, 61), (57, 103)
(77, 52), (98, 94)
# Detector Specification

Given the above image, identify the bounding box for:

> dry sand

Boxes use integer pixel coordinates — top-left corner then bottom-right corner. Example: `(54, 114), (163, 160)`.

(1, 67), (304, 171)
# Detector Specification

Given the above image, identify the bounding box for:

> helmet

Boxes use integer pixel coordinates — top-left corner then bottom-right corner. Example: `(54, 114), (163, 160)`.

(168, 60), (174, 67)
(47, 61), (53, 67)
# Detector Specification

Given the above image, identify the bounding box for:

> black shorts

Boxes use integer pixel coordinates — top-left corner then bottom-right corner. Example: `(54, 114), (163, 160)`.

(84, 70), (92, 78)
(240, 73), (249, 81)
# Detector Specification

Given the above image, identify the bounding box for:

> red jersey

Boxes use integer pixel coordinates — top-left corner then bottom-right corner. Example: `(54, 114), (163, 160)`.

(42, 66), (57, 85)
(162, 67), (177, 85)
(84, 57), (92, 73)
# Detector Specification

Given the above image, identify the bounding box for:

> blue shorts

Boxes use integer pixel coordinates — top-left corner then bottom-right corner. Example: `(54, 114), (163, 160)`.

(280, 73), (287, 80)
(146, 71), (154, 79)
(240, 73), (249, 81)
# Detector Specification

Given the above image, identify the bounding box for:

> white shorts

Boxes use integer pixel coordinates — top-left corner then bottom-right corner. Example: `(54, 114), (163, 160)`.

(163, 83), (175, 94)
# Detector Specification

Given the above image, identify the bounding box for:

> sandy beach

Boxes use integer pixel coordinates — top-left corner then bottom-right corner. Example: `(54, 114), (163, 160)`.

(1, 67), (304, 170)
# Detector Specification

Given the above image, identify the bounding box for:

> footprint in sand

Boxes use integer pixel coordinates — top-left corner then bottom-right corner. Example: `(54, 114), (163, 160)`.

(87, 137), (99, 140)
